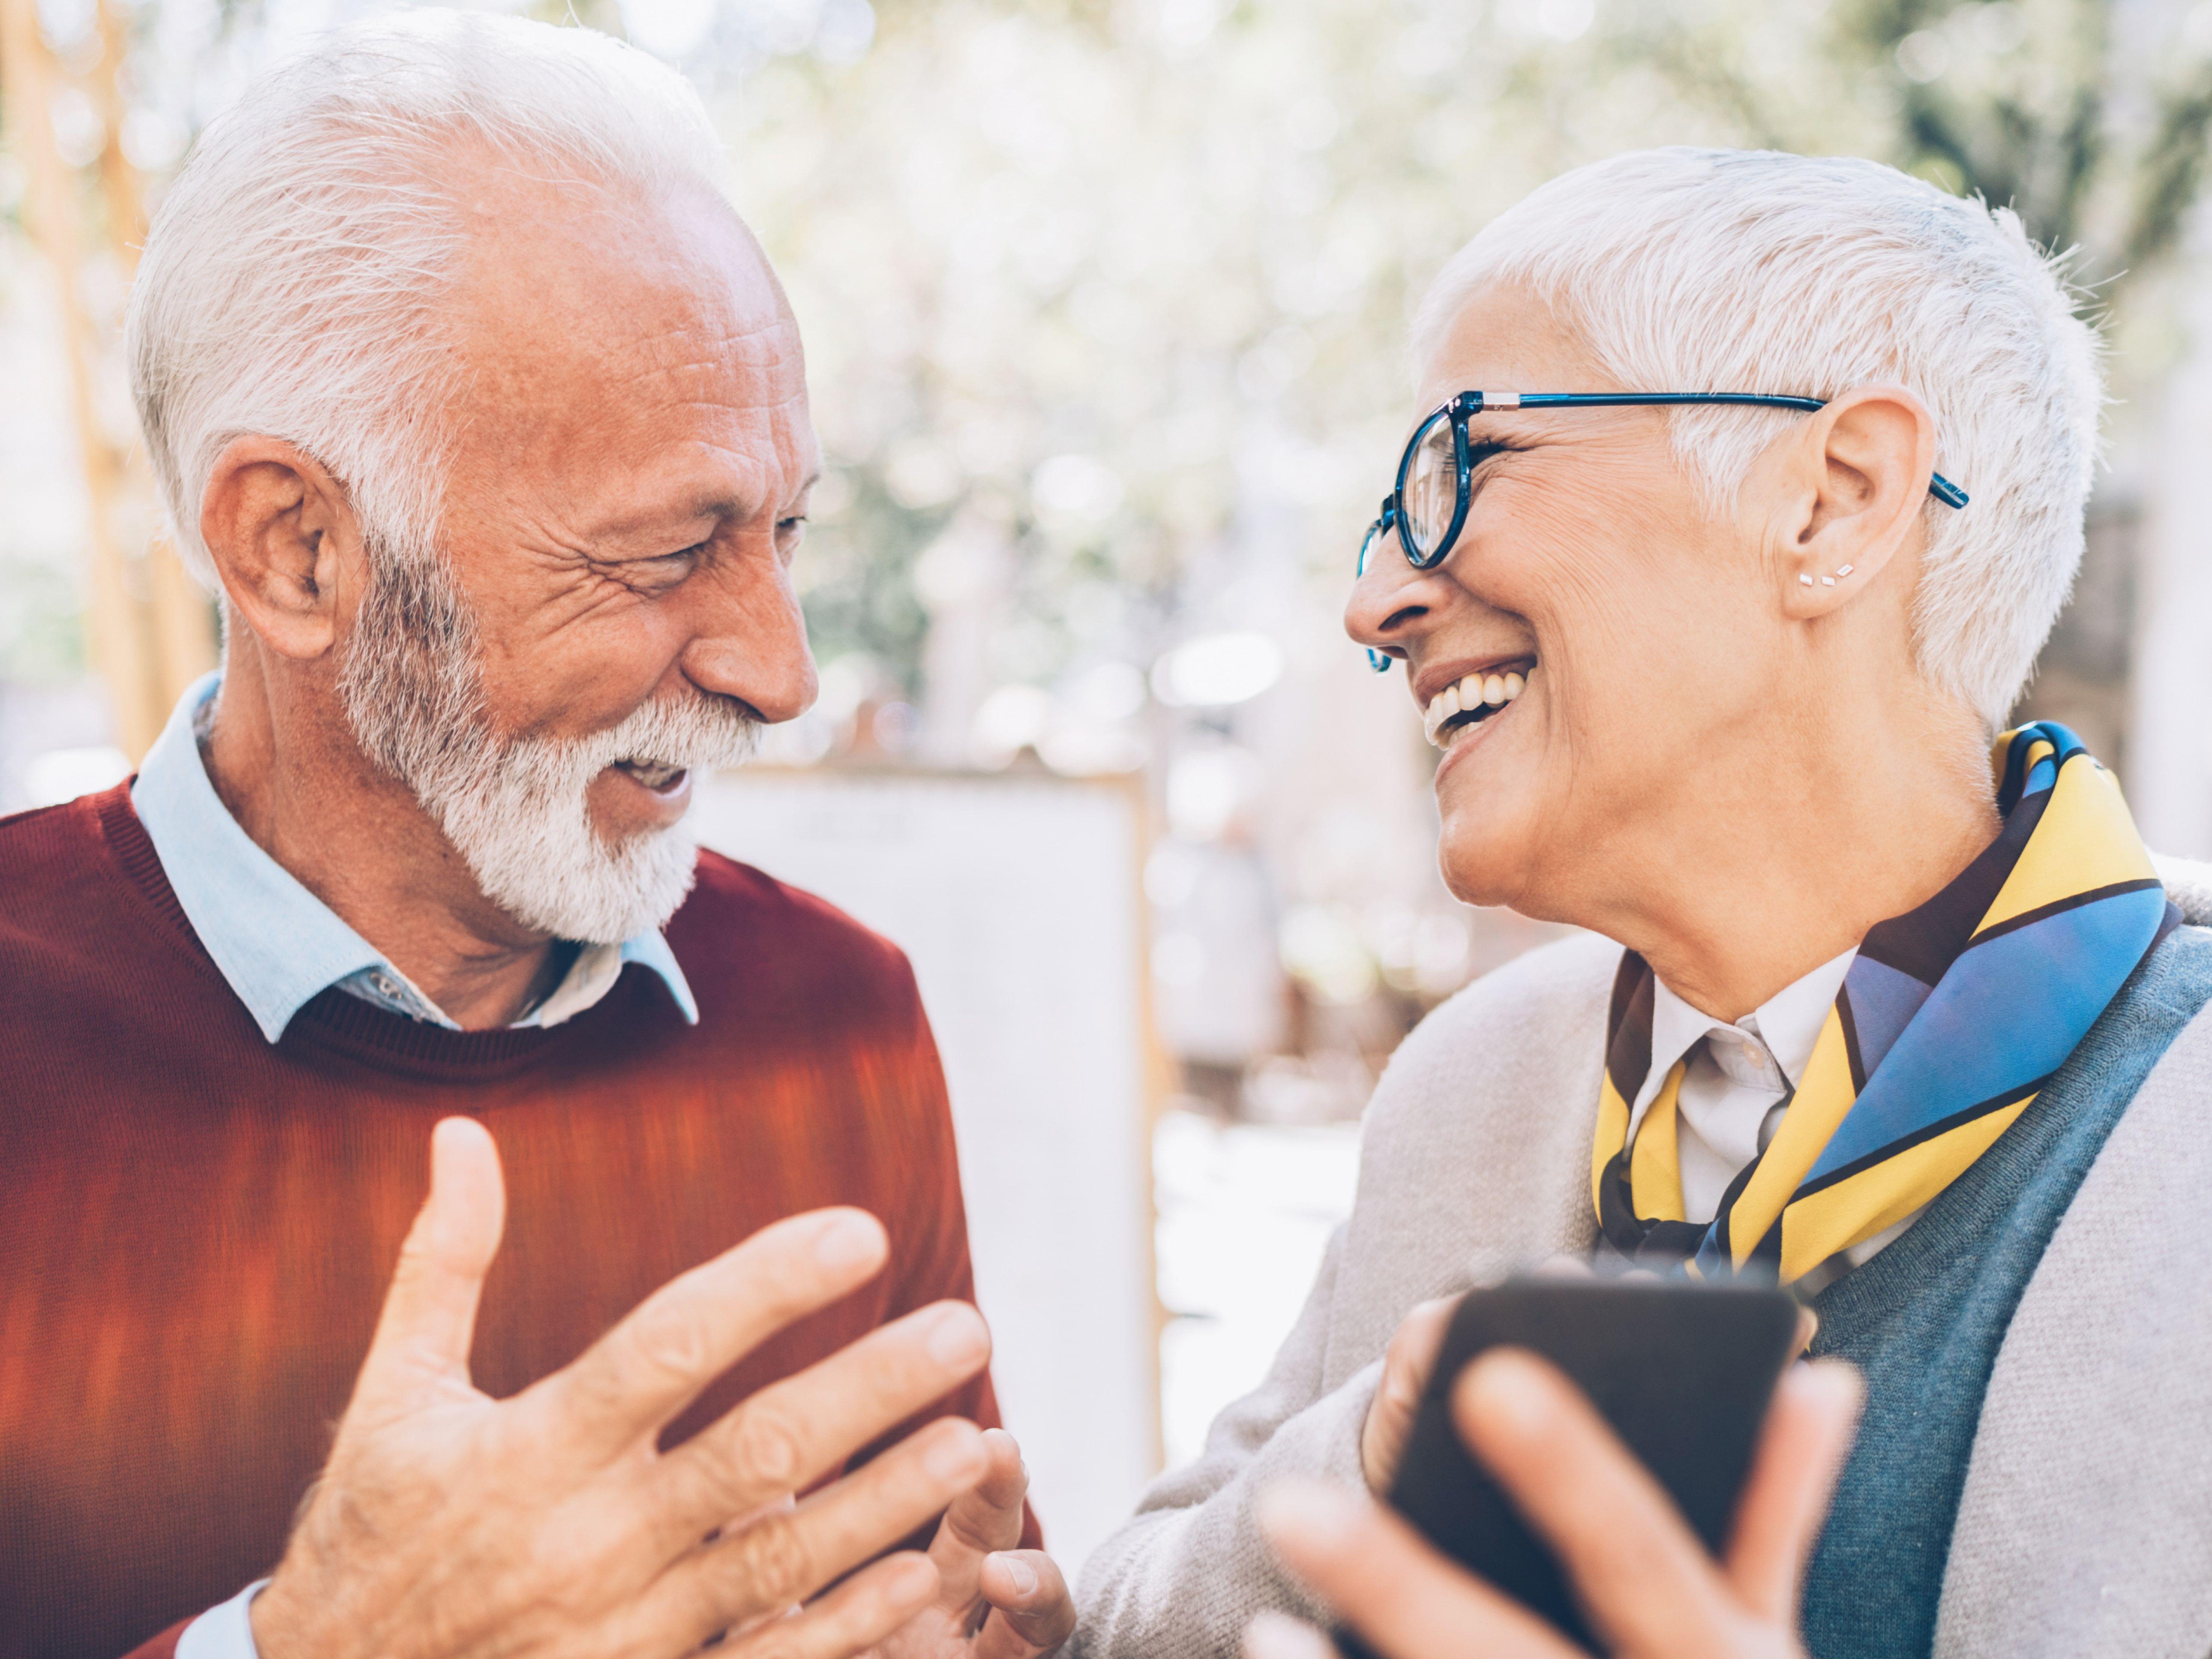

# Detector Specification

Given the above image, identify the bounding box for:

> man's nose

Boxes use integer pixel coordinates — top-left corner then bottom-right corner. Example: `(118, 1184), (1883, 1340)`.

(679, 561), (818, 724)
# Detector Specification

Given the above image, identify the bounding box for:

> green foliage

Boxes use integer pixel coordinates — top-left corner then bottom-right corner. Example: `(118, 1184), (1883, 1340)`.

(1821, 0), (2212, 280)
(736, 0), (2212, 689)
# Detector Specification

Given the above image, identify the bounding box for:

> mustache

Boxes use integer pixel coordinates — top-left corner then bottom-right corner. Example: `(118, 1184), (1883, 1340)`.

(534, 689), (763, 777)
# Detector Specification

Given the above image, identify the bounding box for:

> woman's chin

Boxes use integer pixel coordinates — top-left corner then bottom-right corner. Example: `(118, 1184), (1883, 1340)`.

(1433, 747), (1536, 903)
(1436, 820), (1528, 910)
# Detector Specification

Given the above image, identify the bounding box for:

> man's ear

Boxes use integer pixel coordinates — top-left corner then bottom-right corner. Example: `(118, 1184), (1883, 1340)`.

(199, 437), (362, 661)
(1754, 385), (1937, 619)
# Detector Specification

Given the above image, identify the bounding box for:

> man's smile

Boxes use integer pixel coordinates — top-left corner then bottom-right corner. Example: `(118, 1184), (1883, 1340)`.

(601, 758), (695, 832)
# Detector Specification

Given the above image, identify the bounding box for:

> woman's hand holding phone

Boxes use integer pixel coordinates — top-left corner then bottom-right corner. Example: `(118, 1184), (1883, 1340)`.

(1359, 1297), (1458, 1491)
(1253, 1346), (1861, 1659)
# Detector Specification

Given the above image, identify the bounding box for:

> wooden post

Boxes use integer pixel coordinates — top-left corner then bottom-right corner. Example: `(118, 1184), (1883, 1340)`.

(0, 0), (213, 762)
(88, 0), (217, 723)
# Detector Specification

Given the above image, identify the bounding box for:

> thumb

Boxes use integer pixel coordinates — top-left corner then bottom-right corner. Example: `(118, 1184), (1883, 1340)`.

(355, 1117), (506, 1412)
(973, 1551), (1074, 1659)
(1362, 1297), (1456, 1492)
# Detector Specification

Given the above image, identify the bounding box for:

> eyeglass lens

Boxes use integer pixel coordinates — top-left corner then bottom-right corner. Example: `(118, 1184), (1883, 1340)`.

(1357, 519), (1385, 579)
(1401, 411), (1458, 564)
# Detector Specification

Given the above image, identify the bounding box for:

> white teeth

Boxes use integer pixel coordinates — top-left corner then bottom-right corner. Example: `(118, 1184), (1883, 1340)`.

(1420, 666), (1533, 748)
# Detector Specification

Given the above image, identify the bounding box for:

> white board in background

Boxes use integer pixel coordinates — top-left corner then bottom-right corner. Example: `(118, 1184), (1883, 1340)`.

(690, 766), (1161, 1576)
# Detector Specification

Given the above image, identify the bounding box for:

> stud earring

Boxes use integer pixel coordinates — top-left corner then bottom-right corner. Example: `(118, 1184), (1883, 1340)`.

(1821, 576), (1836, 586)
(1798, 574), (1813, 587)
(1836, 564), (1854, 577)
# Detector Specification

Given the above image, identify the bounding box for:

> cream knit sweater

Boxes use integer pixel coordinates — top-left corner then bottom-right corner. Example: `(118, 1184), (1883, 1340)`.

(1070, 858), (2212, 1659)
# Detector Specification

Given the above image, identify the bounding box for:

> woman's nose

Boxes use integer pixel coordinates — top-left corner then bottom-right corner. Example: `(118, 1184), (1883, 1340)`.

(1345, 536), (1437, 664)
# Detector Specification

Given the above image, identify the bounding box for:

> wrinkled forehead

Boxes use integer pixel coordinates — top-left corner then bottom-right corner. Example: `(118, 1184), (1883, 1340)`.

(448, 168), (805, 439)
(1412, 281), (1620, 415)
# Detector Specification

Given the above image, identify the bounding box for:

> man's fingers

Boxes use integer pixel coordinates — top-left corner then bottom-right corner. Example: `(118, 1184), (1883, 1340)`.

(972, 1549), (1076, 1659)
(1362, 1297), (1457, 1492)
(1452, 1349), (1735, 1657)
(652, 1301), (994, 1547)
(719, 1552), (941, 1659)
(646, 1416), (992, 1642)
(353, 1117), (505, 1412)
(1256, 1477), (1574, 1659)
(927, 1428), (1028, 1607)
(1725, 1359), (1863, 1621)
(527, 1208), (889, 1458)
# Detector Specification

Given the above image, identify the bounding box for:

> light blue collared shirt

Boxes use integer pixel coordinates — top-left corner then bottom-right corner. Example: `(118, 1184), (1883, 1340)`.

(135, 673), (700, 1658)
(133, 673), (697, 1043)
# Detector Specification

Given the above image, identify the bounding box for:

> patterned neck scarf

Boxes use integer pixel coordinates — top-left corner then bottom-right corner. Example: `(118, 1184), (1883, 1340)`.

(1592, 723), (2178, 1284)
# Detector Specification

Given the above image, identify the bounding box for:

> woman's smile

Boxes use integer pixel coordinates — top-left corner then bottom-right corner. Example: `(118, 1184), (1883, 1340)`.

(1419, 659), (1535, 749)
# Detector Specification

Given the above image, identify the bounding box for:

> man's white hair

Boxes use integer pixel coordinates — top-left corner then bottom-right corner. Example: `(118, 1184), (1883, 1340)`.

(126, 9), (726, 589)
(1411, 147), (2104, 730)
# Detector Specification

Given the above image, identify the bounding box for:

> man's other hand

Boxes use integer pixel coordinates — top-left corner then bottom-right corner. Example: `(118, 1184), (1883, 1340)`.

(866, 1427), (1074, 1659)
(251, 1117), (999, 1659)
(1252, 1346), (1863, 1659)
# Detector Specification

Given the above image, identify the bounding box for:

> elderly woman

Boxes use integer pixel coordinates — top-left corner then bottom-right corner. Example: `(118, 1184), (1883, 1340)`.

(1073, 149), (2212, 1659)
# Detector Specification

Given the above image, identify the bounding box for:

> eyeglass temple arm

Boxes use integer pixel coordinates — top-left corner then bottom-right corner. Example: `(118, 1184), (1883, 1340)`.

(1464, 391), (1969, 509)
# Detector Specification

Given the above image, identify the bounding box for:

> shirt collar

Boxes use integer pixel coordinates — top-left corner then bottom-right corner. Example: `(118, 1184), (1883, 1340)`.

(1628, 945), (1858, 1130)
(132, 672), (698, 1042)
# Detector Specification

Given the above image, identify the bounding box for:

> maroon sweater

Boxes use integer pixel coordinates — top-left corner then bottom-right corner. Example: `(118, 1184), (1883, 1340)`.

(0, 784), (1024, 1659)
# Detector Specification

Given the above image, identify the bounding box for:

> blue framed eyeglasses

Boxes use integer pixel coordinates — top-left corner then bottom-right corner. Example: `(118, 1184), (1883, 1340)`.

(1355, 391), (1970, 671)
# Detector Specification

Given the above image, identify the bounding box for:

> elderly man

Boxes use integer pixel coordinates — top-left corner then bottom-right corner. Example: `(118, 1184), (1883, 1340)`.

(1073, 150), (2212, 1659)
(0, 15), (1073, 1659)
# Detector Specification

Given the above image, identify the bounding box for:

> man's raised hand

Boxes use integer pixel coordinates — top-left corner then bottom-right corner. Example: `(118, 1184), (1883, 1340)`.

(251, 1116), (1001, 1659)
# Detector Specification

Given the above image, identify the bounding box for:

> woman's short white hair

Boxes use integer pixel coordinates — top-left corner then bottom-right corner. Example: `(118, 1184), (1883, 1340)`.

(1411, 147), (2104, 730)
(127, 10), (726, 589)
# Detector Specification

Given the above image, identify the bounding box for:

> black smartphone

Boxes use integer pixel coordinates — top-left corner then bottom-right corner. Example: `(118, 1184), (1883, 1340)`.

(1344, 1274), (1800, 1657)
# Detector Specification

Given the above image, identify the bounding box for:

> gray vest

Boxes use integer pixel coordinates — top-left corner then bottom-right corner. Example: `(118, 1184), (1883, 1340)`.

(1801, 924), (2212, 1659)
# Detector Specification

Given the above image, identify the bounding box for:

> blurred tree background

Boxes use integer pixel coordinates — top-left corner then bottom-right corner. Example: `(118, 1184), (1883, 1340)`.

(15, 0), (2212, 696)
(10, 0), (2212, 1075)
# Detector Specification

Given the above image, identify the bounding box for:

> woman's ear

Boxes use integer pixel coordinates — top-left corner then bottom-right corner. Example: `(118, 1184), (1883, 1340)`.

(1753, 384), (1938, 619)
(199, 437), (363, 661)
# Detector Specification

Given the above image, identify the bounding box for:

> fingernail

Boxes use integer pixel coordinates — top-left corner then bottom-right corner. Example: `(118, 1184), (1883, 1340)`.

(927, 1304), (990, 1367)
(814, 1213), (881, 1271)
(1254, 1478), (1361, 1551)
(1463, 1350), (1549, 1438)
(925, 1425), (984, 1481)
(1244, 1611), (1336, 1659)
(995, 1553), (1038, 1596)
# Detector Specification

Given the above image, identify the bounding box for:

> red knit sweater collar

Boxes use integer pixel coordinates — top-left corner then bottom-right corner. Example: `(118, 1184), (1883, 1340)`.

(90, 781), (676, 1082)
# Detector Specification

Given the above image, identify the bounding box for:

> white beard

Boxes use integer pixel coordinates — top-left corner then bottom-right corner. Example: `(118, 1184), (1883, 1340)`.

(336, 541), (758, 944)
